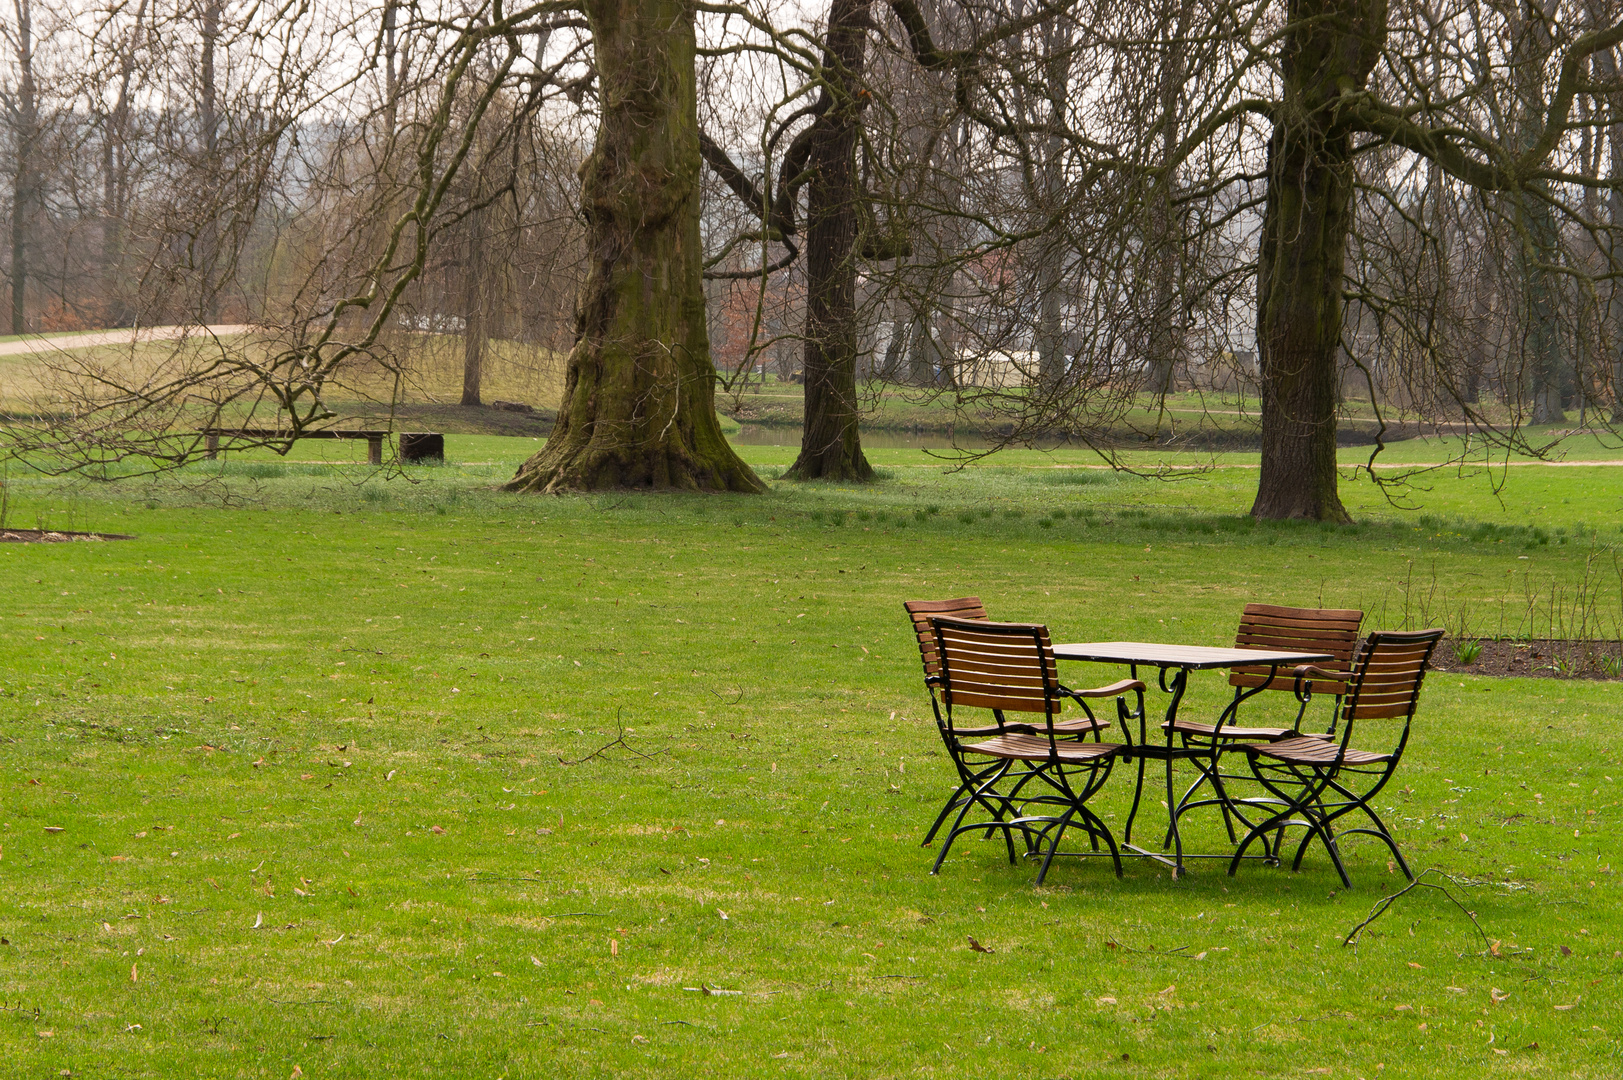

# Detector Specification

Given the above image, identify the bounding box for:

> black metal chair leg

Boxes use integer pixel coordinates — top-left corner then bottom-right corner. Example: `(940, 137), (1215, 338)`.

(925, 757), (1020, 846)
(1032, 807), (1080, 885)
(1290, 811), (1352, 889)
(1077, 804), (1123, 878)
(930, 762), (1014, 873)
(1228, 808), (1294, 876)
(1337, 826), (1414, 881)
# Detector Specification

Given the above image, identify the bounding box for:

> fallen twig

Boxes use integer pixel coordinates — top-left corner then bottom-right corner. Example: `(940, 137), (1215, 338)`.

(1343, 868), (1492, 949)
(558, 713), (666, 766)
(1103, 940), (1190, 956)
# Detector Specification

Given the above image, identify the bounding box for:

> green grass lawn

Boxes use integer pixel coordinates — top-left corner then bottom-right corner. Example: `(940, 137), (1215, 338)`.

(2, 438), (1621, 1077)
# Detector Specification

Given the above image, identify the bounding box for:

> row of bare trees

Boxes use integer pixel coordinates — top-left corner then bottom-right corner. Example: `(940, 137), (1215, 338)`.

(4, 0), (1623, 518)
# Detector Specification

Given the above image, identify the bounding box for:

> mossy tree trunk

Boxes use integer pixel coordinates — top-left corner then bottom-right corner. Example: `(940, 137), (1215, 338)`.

(505, 0), (762, 493)
(1250, 0), (1382, 523)
(785, 0), (874, 482)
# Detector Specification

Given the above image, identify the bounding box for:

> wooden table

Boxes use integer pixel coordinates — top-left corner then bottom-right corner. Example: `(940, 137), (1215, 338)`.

(1052, 641), (1334, 875)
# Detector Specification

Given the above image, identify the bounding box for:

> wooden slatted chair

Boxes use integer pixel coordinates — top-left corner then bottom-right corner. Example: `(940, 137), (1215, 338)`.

(1164, 605), (1364, 848)
(904, 598), (1139, 846)
(1227, 629), (1445, 888)
(928, 616), (1143, 883)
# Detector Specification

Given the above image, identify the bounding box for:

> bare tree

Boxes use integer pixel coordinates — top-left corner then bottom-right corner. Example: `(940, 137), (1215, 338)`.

(4, 0), (39, 333)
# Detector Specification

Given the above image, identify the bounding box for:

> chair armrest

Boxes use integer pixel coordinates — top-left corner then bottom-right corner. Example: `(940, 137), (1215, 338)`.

(1292, 664), (1345, 702)
(1066, 678), (1148, 699)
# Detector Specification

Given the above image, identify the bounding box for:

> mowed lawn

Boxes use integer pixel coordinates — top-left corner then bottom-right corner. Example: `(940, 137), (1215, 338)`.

(1, 438), (1621, 1078)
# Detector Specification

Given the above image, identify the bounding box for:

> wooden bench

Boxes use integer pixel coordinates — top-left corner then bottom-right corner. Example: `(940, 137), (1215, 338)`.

(201, 428), (444, 465)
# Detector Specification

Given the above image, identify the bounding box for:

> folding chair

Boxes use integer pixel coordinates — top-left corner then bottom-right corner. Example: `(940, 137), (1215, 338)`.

(928, 616), (1141, 884)
(1227, 628), (1445, 888)
(1164, 605), (1363, 848)
(904, 598), (1139, 846)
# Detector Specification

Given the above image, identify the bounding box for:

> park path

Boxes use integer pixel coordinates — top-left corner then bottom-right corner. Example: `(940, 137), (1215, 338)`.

(1024, 459), (1623, 469)
(0, 324), (252, 357)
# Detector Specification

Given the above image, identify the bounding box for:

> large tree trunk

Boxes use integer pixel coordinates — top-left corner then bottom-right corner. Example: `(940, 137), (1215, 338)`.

(786, 0), (873, 481)
(505, 0), (761, 493)
(1251, 0), (1383, 523)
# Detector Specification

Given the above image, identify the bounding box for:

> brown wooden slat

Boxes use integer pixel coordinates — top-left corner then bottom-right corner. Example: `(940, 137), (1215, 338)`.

(1235, 630), (1359, 652)
(965, 733), (1123, 763)
(1253, 736), (1392, 765)
(1347, 701), (1422, 716)
(1237, 622), (1359, 639)
(1240, 610), (1360, 626)
(1242, 603), (1363, 622)
(949, 690), (1052, 713)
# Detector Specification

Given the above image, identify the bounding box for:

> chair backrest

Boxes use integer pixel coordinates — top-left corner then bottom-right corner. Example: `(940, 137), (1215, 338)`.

(904, 597), (988, 681)
(932, 616), (1060, 717)
(1231, 603), (1364, 693)
(1339, 629), (1445, 727)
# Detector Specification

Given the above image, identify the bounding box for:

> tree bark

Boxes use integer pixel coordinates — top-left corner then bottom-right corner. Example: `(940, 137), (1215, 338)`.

(196, 0), (222, 324)
(1599, 44), (1623, 422)
(1250, 0), (1383, 523)
(9, 0), (37, 335)
(505, 0), (762, 493)
(786, 0), (874, 481)
(1514, 0), (1566, 424)
(101, 0), (145, 328)
(1145, 0), (1194, 399)
(1032, 17), (1070, 389)
(460, 200), (487, 407)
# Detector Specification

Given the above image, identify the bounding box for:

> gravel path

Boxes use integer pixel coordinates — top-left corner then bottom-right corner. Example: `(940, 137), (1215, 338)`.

(0, 324), (251, 357)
